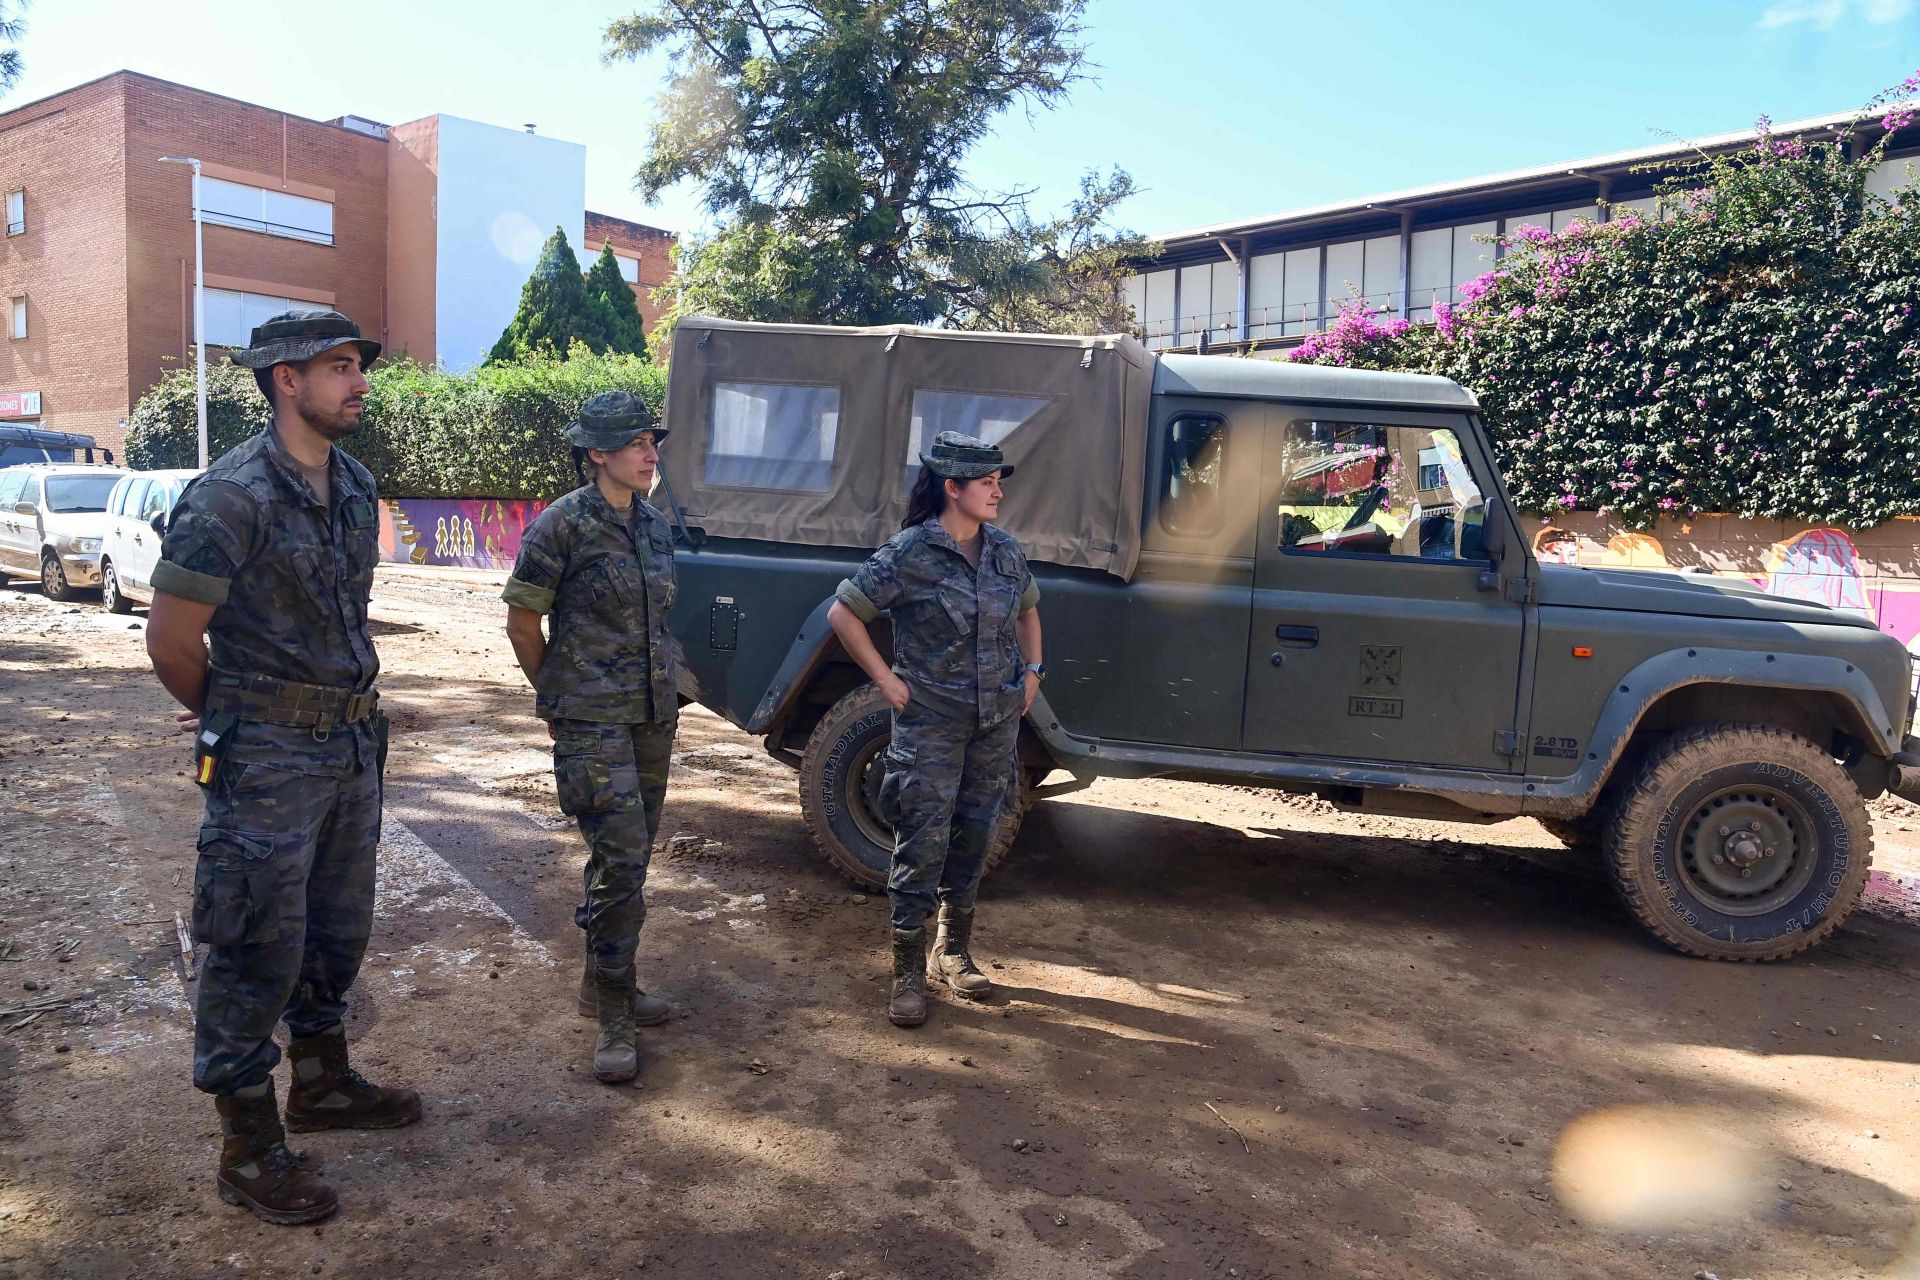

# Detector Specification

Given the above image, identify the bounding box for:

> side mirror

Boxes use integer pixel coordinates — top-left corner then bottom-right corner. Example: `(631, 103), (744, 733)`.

(13, 501), (33, 516)
(1479, 496), (1507, 565)
(149, 513), (167, 536)
(1476, 497), (1507, 592)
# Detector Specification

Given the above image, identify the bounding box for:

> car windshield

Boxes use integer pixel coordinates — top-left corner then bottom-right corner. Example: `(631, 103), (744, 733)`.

(44, 474), (119, 513)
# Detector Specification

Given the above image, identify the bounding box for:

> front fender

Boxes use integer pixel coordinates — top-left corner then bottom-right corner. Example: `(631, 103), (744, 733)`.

(745, 595), (842, 735)
(1522, 646), (1898, 818)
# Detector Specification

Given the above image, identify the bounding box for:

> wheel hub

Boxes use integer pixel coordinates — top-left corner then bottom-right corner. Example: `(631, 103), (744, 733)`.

(1681, 788), (1804, 910)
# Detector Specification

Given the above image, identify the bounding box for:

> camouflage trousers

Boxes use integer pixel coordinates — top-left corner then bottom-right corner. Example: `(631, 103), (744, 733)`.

(553, 718), (675, 979)
(191, 728), (382, 1095)
(881, 704), (1019, 932)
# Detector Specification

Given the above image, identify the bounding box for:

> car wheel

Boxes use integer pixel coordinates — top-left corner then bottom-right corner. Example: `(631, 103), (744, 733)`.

(1604, 723), (1871, 961)
(40, 550), (78, 602)
(101, 560), (132, 614)
(797, 682), (1026, 892)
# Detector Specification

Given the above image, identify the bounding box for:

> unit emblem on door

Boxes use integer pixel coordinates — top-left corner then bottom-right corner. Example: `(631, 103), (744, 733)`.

(1359, 645), (1401, 696)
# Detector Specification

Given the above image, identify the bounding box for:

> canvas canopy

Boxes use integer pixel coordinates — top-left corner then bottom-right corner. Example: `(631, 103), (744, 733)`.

(660, 316), (1155, 579)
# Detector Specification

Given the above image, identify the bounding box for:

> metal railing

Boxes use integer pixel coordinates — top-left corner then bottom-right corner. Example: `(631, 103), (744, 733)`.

(202, 211), (333, 246)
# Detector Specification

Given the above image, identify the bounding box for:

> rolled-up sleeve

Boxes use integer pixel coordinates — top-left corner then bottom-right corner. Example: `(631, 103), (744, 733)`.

(502, 518), (566, 615)
(1018, 574), (1041, 614)
(836, 540), (904, 623)
(151, 478), (259, 607)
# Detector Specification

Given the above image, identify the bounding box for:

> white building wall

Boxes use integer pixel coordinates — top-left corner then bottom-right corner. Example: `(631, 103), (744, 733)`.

(432, 115), (588, 371)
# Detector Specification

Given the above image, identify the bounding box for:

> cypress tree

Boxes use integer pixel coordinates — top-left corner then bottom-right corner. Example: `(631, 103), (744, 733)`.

(585, 242), (650, 362)
(488, 227), (616, 364)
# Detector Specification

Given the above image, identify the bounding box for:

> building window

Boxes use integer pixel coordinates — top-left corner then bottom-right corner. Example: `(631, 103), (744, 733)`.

(615, 253), (640, 284)
(5, 189), (22, 237)
(199, 176), (333, 246)
(9, 296), (25, 340)
(203, 287), (311, 349)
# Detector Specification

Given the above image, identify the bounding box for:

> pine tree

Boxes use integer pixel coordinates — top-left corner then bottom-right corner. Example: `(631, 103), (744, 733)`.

(585, 242), (650, 362)
(488, 227), (616, 364)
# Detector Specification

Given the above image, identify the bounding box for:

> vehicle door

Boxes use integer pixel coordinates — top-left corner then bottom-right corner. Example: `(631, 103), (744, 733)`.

(0, 470), (34, 572)
(1242, 407), (1526, 770)
(1122, 397), (1261, 749)
(129, 478), (171, 590)
(105, 476), (147, 583)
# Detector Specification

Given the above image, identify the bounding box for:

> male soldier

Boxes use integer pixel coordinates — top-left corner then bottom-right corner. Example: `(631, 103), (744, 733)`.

(502, 391), (678, 1084)
(146, 310), (420, 1226)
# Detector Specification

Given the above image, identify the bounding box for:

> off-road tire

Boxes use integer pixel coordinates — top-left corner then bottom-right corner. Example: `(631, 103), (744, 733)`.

(40, 550), (78, 602)
(798, 683), (1025, 891)
(1604, 723), (1871, 961)
(101, 560), (132, 614)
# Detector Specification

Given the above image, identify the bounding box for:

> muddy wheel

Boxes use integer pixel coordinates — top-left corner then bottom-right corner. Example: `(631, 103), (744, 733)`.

(1604, 723), (1871, 961)
(797, 683), (1026, 892)
(101, 560), (132, 614)
(40, 550), (77, 602)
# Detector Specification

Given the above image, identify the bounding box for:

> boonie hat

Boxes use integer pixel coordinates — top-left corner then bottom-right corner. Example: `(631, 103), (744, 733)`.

(566, 390), (665, 450)
(229, 309), (381, 370)
(920, 430), (1015, 481)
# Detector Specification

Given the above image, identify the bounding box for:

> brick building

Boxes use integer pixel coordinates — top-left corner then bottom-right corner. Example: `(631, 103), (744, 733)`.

(0, 71), (676, 454)
(585, 212), (677, 333)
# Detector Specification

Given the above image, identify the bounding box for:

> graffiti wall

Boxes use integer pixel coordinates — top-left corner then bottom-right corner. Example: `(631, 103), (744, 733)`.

(378, 498), (545, 570)
(1532, 513), (1920, 653)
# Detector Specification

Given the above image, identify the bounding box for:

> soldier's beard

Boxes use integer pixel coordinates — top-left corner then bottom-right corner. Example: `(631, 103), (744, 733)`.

(294, 388), (362, 441)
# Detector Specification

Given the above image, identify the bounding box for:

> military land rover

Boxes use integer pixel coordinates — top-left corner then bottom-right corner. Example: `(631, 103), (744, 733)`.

(655, 316), (1920, 962)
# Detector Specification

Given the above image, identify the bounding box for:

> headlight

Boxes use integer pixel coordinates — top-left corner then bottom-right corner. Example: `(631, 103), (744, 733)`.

(70, 538), (101, 553)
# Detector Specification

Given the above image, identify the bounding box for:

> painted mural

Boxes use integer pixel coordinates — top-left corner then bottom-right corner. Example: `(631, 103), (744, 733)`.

(369, 496), (1920, 658)
(378, 498), (545, 570)
(1533, 514), (1920, 654)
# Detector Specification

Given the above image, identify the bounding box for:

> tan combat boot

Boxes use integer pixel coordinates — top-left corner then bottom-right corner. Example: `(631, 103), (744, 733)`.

(576, 958), (671, 1025)
(284, 1025), (423, 1132)
(928, 905), (993, 1000)
(215, 1082), (339, 1225)
(592, 968), (640, 1084)
(888, 926), (929, 1028)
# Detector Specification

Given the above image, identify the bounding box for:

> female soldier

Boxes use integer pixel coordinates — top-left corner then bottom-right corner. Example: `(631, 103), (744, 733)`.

(502, 391), (678, 1083)
(827, 430), (1045, 1027)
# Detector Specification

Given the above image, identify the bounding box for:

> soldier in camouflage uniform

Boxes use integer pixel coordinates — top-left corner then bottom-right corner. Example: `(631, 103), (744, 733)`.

(827, 431), (1045, 1027)
(502, 391), (679, 1084)
(145, 310), (421, 1227)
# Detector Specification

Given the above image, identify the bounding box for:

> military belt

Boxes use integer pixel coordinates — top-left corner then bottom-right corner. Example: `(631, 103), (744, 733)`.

(204, 669), (379, 732)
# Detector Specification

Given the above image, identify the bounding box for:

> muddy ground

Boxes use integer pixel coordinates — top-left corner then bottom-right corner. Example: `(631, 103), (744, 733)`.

(2, 564), (1919, 1280)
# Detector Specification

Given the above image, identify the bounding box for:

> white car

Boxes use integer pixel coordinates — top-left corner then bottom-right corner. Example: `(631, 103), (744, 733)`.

(99, 468), (201, 613)
(0, 464), (126, 600)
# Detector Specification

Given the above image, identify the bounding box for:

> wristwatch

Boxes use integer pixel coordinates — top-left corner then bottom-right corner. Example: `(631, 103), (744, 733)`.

(1024, 662), (1046, 681)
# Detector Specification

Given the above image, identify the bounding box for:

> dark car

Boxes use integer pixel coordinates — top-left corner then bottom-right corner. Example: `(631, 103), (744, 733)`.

(652, 316), (1919, 962)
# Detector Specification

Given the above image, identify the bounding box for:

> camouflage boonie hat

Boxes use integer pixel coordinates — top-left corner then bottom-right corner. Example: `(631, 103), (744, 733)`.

(229, 309), (381, 370)
(920, 430), (1014, 481)
(566, 390), (665, 450)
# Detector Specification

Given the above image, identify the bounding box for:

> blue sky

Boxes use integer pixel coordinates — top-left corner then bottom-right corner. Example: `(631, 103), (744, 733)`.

(5, 0), (1916, 240)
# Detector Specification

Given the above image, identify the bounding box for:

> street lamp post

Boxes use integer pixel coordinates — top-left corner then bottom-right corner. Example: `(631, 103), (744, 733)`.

(158, 156), (208, 468)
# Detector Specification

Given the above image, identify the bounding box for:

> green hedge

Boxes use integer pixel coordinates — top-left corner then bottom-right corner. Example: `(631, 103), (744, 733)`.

(125, 350), (667, 501)
(1288, 110), (1920, 529)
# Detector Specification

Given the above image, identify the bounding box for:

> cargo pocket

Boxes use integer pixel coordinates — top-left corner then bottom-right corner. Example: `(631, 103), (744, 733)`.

(553, 725), (640, 817)
(190, 828), (272, 947)
(875, 741), (914, 827)
(935, 581), (973, 635)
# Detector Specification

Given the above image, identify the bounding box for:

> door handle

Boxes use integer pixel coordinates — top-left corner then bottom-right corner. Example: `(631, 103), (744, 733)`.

(1273, 624), (1319, 648)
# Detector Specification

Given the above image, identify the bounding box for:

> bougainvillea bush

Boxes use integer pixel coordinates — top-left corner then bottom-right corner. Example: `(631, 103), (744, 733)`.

(1291, 81), (1920, 529)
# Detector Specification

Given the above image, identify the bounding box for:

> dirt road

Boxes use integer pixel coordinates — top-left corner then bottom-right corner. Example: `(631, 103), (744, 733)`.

(3, 566), (1918, 1280)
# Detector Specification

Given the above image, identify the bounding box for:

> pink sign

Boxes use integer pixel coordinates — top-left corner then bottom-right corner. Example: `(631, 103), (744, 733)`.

(0, 390), (42, 418)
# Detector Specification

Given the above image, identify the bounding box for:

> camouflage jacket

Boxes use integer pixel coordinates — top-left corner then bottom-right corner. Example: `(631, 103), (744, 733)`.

(502, 484), (679, 724)
(151, 428), (382, 766)
(836, 519), (1040, 728)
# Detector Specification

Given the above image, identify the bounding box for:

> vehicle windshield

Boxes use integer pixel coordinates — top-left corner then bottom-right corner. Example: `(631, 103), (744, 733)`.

(43, 474), (120, 513)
